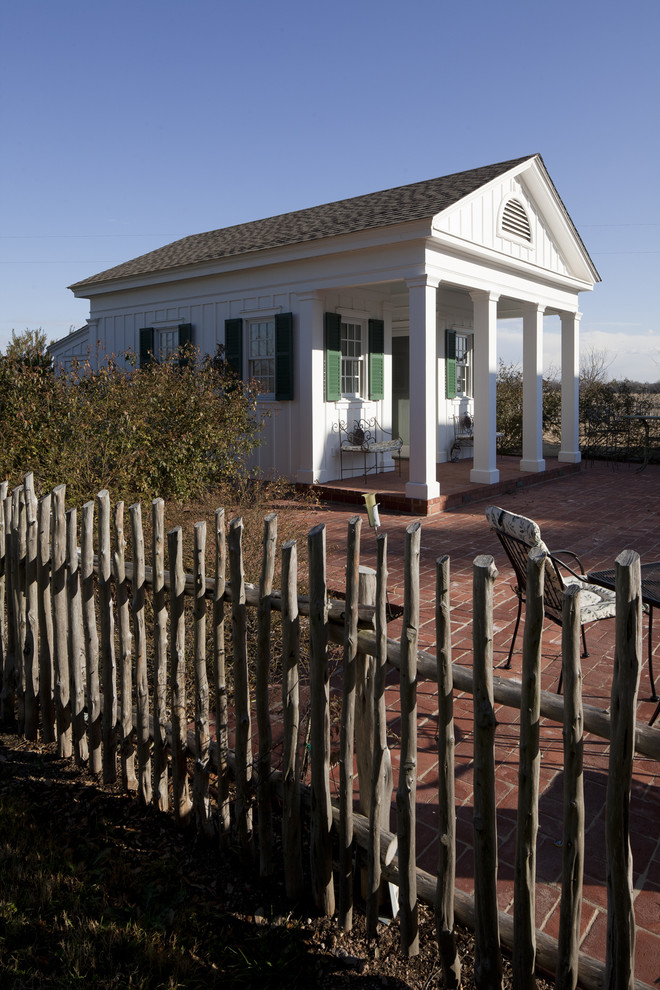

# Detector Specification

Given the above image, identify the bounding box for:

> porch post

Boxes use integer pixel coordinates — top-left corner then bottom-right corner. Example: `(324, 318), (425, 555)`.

(520, 303), (546, 472)
(559, 311), (582, 463)
(470, 290), (500, 484)
(405, 275), (440, 501)
(296, 291), (325, 483)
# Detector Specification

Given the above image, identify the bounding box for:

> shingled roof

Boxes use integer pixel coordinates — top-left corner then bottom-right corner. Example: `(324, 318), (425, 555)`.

(70, 155), (536, 290)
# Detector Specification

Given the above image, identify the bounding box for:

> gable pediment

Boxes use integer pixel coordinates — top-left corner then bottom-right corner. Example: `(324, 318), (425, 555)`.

(431, 157), (599, 285)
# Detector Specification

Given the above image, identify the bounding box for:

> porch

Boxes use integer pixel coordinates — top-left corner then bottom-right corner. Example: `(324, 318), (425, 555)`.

(311, 454), (582, 516)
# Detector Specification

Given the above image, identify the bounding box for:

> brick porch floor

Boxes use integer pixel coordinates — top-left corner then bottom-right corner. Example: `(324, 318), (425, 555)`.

(306, 460), (660, 985)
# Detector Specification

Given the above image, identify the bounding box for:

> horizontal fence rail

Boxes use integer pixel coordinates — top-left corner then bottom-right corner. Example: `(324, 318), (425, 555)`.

(0, 472), (656, 990)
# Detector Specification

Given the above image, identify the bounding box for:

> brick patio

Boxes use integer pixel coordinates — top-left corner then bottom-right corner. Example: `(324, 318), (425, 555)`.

(310, 459), (660, 985)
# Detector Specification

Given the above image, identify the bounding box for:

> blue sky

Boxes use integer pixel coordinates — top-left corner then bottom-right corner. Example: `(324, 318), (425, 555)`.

(2, 0), (658, 380)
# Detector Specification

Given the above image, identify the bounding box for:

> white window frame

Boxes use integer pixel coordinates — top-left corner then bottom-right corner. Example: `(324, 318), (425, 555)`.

(455, 332), (473, 398)
(158, 327), (181, 361)
(247, 317), (276, 396)
(340, 318), (366, 399)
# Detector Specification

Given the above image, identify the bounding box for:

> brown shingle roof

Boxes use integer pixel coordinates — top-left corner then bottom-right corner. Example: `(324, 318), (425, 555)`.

(70, 155), (536, 290)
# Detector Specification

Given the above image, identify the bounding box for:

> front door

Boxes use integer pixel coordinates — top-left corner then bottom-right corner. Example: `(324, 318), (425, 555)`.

(392, 335), (410, 454)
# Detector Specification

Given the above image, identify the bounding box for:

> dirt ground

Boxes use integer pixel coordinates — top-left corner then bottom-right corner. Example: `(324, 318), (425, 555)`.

(0, 730), (558, 989)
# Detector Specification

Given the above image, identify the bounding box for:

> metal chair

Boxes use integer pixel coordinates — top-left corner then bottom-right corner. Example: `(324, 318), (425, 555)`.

(485, 505), (617, 690)
(449, 413), (474, 461)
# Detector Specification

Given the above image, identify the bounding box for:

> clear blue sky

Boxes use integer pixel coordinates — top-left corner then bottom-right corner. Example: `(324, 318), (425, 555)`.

(2, 0), (658, 380)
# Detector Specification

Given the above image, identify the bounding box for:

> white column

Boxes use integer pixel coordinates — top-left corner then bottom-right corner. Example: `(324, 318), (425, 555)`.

(470, 290), (500, 484)
(559, 311), (582, 463)
(405, 275), (440, 501)
(520, 303), (546, 472)
(296, 291), (326, 483)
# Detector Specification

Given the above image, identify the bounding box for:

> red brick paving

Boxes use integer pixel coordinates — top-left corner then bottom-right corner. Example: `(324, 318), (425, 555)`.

(303, 460), (660, 984)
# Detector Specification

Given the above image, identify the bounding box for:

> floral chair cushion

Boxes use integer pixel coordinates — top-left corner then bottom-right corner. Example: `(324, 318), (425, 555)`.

(485, 505), (550, 554)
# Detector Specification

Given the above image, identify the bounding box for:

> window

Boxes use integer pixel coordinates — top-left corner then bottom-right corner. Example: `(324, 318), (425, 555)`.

(247, 319), (275, 393)
(340, 321), (364, 397)
(223, 314), (294, 400)
(139, 324), (192, 367)
(324, 313), (384, 402)
(445, 329), (473, 398)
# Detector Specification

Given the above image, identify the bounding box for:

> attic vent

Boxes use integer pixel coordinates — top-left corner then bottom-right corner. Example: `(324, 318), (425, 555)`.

(501, 198), (532, 242)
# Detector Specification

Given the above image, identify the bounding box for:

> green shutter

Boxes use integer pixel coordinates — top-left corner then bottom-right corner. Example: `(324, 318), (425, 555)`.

(324, 312), (341, 402)
(445, 329), (457, 399)
(178, 323), (192, 367)
(368, 318), (385, 400)
(275, 312), (294, 401)
(139, 327), (154, 367)
(224, 318), (243, 378)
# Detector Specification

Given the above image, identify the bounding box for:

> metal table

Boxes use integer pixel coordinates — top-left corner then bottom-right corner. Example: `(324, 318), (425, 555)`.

(589, 561), (660, 724)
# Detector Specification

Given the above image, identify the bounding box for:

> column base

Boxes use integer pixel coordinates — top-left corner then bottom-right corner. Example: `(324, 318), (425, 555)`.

(519, 458), (546, 473)
(470, 468), (500, 485)
(558, 451), (582, 464)
(405, 480), (441, 501)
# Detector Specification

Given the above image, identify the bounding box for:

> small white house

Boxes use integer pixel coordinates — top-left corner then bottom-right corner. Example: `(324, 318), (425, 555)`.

(51, 154), (599, 510)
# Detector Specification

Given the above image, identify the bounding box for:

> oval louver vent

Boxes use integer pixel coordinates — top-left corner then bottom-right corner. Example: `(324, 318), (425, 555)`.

(501, 198), (532, 241)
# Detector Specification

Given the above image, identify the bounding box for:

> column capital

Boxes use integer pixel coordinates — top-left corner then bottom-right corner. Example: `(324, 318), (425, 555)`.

(469, 289), (500, 304)
(296, 290), (324, 304)
(560, 310), (582, 325)
(520, 301), (546, 316)
(406, 273), (441, 291)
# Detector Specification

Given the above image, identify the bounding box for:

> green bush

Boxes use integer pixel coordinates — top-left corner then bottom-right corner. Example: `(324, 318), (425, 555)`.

(0, 342), (265, 505)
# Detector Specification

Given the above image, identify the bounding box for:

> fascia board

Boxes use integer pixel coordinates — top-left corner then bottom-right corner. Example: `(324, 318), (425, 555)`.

(70, 218), (433, 300)
(427, 231), (594, 295)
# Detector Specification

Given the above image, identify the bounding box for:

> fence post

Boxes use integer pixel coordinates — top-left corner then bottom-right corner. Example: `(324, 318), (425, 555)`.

(151, 498), (168, 812)
(37, 494), (55, 744)
(67, 507), (88, 765)
(256, 513), (277, 875)
(193, 520), (212, 836)
(13, 486), (26, 733)
(168, 525), (191, 824)
(435, 553), (461, 988)
(281, 538), (303, 899)
(367, 531), (395, 937)
(557, 583), (584, 990)
(214, 507), (230, 845)
(130, 503), (152, 807)
(514, 545), (545, 989)
(472, 553), (503, 990)
(24, 478), (39, 741)
(308, 522), (335, 916)
(97, 490), (117, 784)
(2, 494), (16, 726)
(52, 484), (72, 758)
(339, 515), (360, 931)
(606, 549), (642, 990)
(0, 483), (7, 722)
(81, 501), (101, 774)
(114, 502), (136, 792)
(228, 517), (253, 855)
(398, 520), (421, 958)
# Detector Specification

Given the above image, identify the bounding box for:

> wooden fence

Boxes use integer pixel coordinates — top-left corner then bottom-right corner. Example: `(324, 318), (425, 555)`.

(1, 473), (658, 990)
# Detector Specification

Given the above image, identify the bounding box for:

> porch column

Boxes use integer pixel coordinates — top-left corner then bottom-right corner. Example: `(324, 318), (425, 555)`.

(295, 291), (326, 483)
(470, 290), (500, 484)
(520, 303), (546, 472)
(405, 275), (440, 501)
(559, 311), (582, 463)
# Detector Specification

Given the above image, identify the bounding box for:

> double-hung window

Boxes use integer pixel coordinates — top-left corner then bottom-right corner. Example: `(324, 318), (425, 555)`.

(139, 324), (192, 367)
(247, 319), (276, 394)
(446, 329), (473, 398)
(340, 321), (364, 397)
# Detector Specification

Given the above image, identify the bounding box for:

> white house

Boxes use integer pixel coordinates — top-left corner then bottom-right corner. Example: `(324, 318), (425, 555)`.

(51, 154), (599, 510)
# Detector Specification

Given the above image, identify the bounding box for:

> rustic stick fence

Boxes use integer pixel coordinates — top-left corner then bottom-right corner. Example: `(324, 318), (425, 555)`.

(0, 473), (658, 990)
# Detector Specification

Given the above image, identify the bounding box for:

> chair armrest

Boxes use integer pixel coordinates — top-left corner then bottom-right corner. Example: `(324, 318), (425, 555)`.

(550, 548), (587, 577)
(548, 552), (587, 583)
